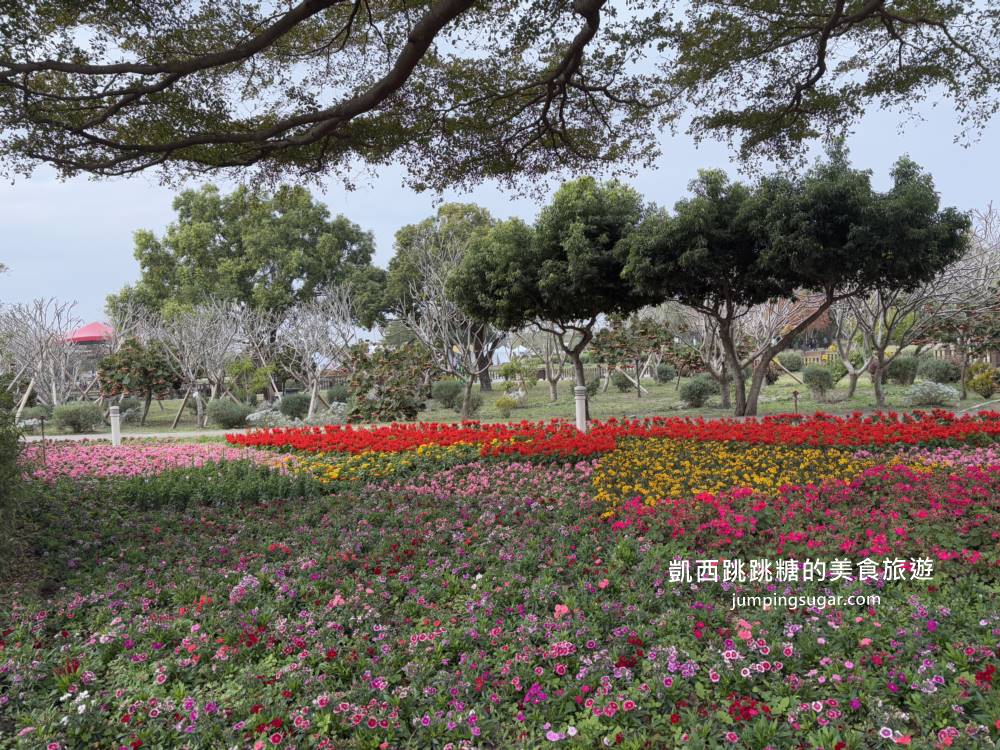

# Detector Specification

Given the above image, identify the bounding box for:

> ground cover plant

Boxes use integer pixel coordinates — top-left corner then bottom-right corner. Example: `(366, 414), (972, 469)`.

(2, 413), (1000, 749)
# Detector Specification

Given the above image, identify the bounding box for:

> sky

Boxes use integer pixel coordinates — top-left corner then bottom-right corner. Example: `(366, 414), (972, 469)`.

(1, 100), (998, 324)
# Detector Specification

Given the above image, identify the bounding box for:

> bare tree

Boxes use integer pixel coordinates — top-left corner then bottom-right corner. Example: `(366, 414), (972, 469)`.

(401, 237), (504, 418)
(511, 325), (572, 402)
(830, 301), (871, 399)
(281, 288), (358, 418)
(848, 226), (1000, 407)
(158, 300), (243, 426)
(0, 298), (83, 416)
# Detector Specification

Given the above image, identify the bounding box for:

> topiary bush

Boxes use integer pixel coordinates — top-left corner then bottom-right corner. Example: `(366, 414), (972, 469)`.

(207, 399), (253, 428)
(585, 378), (600, 399)
(495, 395), (518, 418)
(776, 351), (803, 372)
(828, 358), (848, 385)
(654, 363), (676, 384)
(52, 402), (104, 434)
(907, 381), (960, 408)
(279, 392), (312, 419)
(917, 357), (961, 384)
(679, 374), (719, 408)
(432, 379), (464, 409)
(886, 355), (919, 385)
(325, 383), (350, 404)
(803, 365), (834, 400)
(611, 371), (633, 392)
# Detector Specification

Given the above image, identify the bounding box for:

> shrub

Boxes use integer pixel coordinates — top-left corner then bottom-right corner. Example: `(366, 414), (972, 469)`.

(917, 357), (961, 384)
(279, 392), (312, 419)
(585, 378), (600, 399)
(969, 370), (998, 399)
(886, 355), (919, 385)
(325, 383), (350, 404)
(207, 399), (253, 429)
(453, 391), (482, 416)
(803, 365), (834, 400)
(495, 396), (518, 418)
(679, 374), (719, 408)
(611, 371), (633, 392)
(52, 402), (104, 433)
(18, 405), (51, 422)
(828, 358), (848, 385)
(432, 379), (464, 409)
(0, 402), (19, 505)
(907, 381), (960, 408)
(776, 351), (803, 372)
(654, 363), (676, 384)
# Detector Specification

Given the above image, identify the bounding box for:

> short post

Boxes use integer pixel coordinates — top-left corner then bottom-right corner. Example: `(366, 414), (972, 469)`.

(574, 385), (588, 433)
(109, 405), (121, 446)
(792, 390), (799, 415)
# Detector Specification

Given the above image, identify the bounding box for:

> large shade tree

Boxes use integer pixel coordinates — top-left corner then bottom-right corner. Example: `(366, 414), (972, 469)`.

(448, 177), (655, 417)
(109, 184), (381, 315)
(623, 149), (969, 415)
(3, 3), (1000, 188)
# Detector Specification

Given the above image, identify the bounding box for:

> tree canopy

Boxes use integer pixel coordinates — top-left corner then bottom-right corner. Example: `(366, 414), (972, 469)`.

(448, 177), (654, 404)
(622, 147), (970, 414)
(109, 183), (381, 318)
(3, 2), (999, 188)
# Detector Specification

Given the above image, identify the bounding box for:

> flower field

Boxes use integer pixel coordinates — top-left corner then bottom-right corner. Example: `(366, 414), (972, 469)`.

(3, 413), (1000, 749)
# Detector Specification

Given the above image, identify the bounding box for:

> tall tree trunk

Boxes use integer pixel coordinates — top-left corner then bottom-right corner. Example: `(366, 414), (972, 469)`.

(460, 374), (477, 419)
(959, 345), (969, 401)
(635, 358), (642, 399)
(307, 378), (319, 418)
(718, 320), (747, 415)
(744, 367), (767, 417)
(141, 390), (152, 426)
(478, 367), (492, 392)
(547, 378), (559, 401)
(871, 365), (887, 408)
(846, 372), (860, 399)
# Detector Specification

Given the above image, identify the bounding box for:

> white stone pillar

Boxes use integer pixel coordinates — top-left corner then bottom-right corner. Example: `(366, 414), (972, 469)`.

(574, 386), (588, 433)
(109, 405), (121, 446)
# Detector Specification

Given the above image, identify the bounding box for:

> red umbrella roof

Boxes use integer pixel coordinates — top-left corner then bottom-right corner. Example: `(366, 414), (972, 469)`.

(67, 321), (113, 343)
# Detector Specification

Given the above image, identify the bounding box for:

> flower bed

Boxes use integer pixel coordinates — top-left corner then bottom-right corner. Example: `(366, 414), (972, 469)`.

(2, 453), (999, 749)
(226, 410), (1000, 458)
(19, 441), (289, 482)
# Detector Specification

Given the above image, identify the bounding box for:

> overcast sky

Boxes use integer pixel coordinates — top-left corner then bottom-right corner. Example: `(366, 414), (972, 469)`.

(1, 101), (997, 323)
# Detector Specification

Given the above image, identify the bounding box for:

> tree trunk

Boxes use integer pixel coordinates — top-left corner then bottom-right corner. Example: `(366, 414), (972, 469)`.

(959, 347), (969, 401)
(718, 320), (747, 415)
(744, 367), (768, 417)
(141, 390), (152, 426)
(635, 358), (642, 399)
(871, 366), (887, 408)
(547, 378), (559, 402)
(478, 367), (492, 392)
(846, 372), (860, 399)
(460, 374), (477, 419)
(307, 379), (319, 418)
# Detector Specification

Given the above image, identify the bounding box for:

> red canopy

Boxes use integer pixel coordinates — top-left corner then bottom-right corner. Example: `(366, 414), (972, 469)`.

(67, 321), (113, 343)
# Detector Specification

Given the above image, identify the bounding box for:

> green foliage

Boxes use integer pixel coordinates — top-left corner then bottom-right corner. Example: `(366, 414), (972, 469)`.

(886, 356), (919, 386)
(764, 360), (781, 385)
(585, 378), (601, 399)
(53, 402), (104, 434)
(611, 371), (633, 392)
(109, 184), (378, 317)
(18, 405), (51, 422)
(0, 400), (20, 507)
(448, 178), (655, 340)
(776, 351), (803, 372)
(98, 338), (179, 403)
(828, 358), (848, 385)
(226, 357), (273, 403)
(802, 365), (834, 399)
(494, 396), (518, 418)
(279, 392), (312, 420)
(325, 383), (350, 404)
(907, 382), (960, 408)
(969, 369), (998, 399)
(679, 374), (719, 408)
(917, 357), (961, 384)
(654, 363), (676, 384)
(453, 391), (482, 416)
(207, 400), (253, 429)
(348, 343), (431, 423)
(432, 380), (464, 409)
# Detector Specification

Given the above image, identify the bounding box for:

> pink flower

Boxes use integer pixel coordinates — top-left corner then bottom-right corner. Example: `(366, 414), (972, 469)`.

(554, 604), (570, 620)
